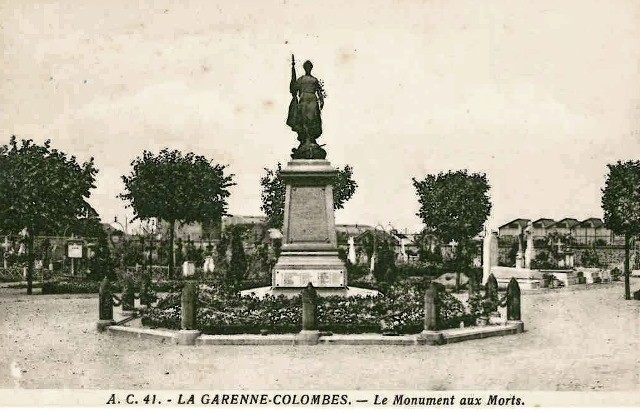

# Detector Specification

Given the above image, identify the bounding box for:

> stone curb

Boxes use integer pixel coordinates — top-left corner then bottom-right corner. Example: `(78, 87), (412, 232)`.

(197, 334), (297, 345)
(107, 325), (176, 343)
(105, 321), (525, 346)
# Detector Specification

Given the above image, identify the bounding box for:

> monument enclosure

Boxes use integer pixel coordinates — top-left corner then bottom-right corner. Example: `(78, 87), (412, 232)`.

(239, 56), (379, 298)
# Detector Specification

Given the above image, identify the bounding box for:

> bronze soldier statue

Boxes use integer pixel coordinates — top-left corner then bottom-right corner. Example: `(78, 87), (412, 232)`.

(286, 55), (327, 159)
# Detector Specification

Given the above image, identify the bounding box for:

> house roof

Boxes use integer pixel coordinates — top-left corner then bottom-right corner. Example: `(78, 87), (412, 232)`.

(548, 218), (580, 229)
(532, 218), (556, 228)
(391, 232), (421, 246)
(498, 218), (531, 230)
(575, 218), (604, 228)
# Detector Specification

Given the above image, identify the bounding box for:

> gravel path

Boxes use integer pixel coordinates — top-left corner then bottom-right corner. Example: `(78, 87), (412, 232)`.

(0, 280), (638, 390)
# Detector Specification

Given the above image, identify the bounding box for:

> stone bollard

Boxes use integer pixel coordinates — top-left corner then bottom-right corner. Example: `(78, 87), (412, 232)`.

(120, 278), (136, 317)
(297, 283), (320, 345)
(97, 276), (115, 332)
(506, 277), (521, 321)
(417, 282), (444, 345)
(177, 280), (201, 345)
(424, 282), (438, 331)
(506, 277), (524, 333)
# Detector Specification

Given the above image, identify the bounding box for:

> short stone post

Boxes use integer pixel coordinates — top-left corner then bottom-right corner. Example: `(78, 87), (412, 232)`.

(417, 282), (444, 345)
(177, 280), (201, 345)
(506, 277), (521, 321)
(506, 277), (525, 333)
(97, 276), (115, 332)
(120, 277), (136, 316)
(424, 282), (438, 331)
(297, 283), (320, 345)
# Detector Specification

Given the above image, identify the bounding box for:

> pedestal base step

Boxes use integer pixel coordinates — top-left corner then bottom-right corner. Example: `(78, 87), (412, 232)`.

(239, 286), (379, 299)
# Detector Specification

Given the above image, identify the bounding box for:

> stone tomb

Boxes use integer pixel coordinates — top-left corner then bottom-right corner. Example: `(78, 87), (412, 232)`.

(539, 269), (579, 286)
(489, 266), (542, 290)
(241, 159), (377, 298)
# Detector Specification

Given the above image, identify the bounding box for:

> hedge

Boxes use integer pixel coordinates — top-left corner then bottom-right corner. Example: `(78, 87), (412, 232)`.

(40, 279), (186, 295)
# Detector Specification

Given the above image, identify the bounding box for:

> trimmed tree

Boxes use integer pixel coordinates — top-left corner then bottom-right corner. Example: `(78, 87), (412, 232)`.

(260, 163), (357, 229)
(119, 149), (234, 278)
(601, 160), (640, 300)
(412, 170), (492, 291)
(0, 137), (98, 294)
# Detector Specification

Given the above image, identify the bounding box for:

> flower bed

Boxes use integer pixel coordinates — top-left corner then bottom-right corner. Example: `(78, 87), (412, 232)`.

(141, 283), (476, 335)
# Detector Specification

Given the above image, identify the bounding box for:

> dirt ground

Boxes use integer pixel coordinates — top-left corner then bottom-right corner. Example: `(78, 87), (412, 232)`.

(0, 280), (638, 391)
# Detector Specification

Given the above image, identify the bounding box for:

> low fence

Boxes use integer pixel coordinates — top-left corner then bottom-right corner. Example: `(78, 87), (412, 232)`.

(0, 267), (55, 282)
(98, 275), (524, 346)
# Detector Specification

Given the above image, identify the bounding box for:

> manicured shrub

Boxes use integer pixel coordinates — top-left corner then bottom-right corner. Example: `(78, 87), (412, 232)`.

(39, 278), (186, 295)
(42, 280), (114, 294)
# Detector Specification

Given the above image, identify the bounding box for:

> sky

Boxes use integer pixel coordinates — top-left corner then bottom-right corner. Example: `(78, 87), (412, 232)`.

(1, 0), (640, 234)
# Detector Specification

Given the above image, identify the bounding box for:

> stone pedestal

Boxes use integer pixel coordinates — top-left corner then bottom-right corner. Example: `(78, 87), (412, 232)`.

(416, 330), (444, 346)
(295, 330), (321, 345)
(96, 319), (115, 332)
(272, 159), (347, 294)
(515, 252), (524, 269)
(176, 330), (201, 345)
(524, 237), (534, 269)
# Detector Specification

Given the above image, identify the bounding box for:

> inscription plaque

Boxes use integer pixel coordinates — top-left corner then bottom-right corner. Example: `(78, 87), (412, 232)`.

(275, 269), (344, 287)
(287, 186), (329, 242)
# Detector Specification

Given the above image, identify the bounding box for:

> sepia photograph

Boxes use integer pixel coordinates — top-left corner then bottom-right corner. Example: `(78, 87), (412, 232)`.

(0, 0), (639, 408)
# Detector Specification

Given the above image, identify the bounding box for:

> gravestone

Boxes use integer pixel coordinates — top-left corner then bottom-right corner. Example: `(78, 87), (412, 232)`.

(524, 222), (534, 269)
(482, 231), (499, 284)
(182, 261), (196, 277)
(347, 236), (357, 264)
(202, 255), (215, 274)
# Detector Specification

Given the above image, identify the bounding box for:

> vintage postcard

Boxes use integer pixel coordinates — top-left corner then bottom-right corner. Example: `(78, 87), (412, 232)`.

(1, 0), (639, 409)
